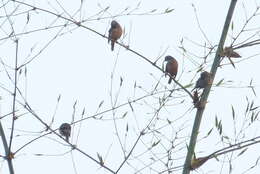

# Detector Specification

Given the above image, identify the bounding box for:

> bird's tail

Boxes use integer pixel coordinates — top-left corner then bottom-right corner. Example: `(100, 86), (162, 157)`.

(66, 136), (69, 142)
(111, 41), (115, 51)
(168, 77), (172, 84)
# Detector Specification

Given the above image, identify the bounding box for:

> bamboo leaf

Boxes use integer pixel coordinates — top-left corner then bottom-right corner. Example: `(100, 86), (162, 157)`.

(98, 100), (104, 108)
(152, 140), (160, 147)
(122, 112), (128, 118)
(215, 115), (218, 127)
(207, 128), (213, 136)
(237, 148), (248, 157)
(165, 8), (174, 13)
(97, 153), (104, 166)
(216, 79), (224, 86)
(231, 105), (235, 120)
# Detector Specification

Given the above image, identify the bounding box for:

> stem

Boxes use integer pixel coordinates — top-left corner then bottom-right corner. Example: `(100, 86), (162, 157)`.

(8, 40), (19, 153)
(0, 40), (19, 174)
(182, 1), (238, 174)
(12, 0), (194, 101)
(0, 122), (15, 174)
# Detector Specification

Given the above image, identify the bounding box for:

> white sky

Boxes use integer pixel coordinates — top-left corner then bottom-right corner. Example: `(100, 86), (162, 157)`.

(1, 0), (260, 173)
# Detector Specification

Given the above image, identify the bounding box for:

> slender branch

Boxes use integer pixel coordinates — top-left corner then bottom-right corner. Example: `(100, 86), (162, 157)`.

(12, 0), (194, 101)
(182, 1), (238, 174)
(115, 131), (143, 173)
(0, 40), (19, 174)
(0, 122), (15, 174)
(115, 83), (178, 173)
(234, 39), (260, 49)
(2, 83), (176, 155)
(231, 6), (260, 46)
(23, 102), (117, 174)
(160, 135), (260, 173)
(210, 135), (260, 158)
(8, 40), (19, 153)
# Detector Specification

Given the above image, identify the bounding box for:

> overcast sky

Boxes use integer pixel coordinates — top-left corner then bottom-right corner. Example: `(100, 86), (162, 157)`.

(1, 0), (260, 173)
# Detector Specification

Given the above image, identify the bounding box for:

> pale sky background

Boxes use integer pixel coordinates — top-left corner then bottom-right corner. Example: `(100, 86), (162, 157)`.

(1, 0), (260, 173)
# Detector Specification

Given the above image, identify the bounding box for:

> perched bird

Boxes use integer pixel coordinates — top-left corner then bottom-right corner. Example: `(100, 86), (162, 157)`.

(220, 47), (241, 68)
(221, 47), (241, 58)
(59, 123), (71, 142)
(193, 90), (200, 105)
(192, 71), (212, 91)
(108, 20), (122, 51)
(190, 156), (210, 170)
(164, 55), (178, 84)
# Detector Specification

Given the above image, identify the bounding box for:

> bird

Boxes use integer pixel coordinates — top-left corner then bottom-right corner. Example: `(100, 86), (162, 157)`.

(108, 20), (122, 51)
(221, 47), (241, 58)
(164, 55), (178, 84)
(193, 90), (200, 105)
(59, 123), (71, 142)
(220, 47), (241, 68)
(192, 71), (212, 91)
(190, 156), (210, 170)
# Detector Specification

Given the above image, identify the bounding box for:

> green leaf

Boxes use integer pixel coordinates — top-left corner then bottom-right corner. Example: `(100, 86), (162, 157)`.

(216, 79), (224, 86)
(237, 148), (247, 157)
(120, 77), (123, 86)
(98, 100), (104, 108)
(245, 97), (249, 114)
(122, 112), (128, 118)
(219, 122), (222, 135)
(81, 107), (85, 115)
(215, 115), (218, 127)
(251, 87), (257, 96)
(57, 94), (61, 102)
(250, 78), (253, 86)
(165, 8), (174, 13)
(152, 140), (160, 147)
(250, 101), (254, 109)
(222, 136), (229, 140)
(231, 105), (235, 120)
(207, 128), (213, 136)
(254, 111), (260, 121)
(251, 112), (255, 123)
(250, 106), (259, 111)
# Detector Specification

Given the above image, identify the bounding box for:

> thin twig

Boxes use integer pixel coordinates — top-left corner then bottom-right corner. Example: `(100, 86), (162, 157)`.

(8, 40), (19, 155)
(115, 131), (143, 173)
(23, 102), (117, 174)
(13, 0), (194, 101)
(0, 122), (15, 174)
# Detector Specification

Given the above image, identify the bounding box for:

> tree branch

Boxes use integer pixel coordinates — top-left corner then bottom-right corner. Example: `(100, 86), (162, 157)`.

(182, 1), (238, 174)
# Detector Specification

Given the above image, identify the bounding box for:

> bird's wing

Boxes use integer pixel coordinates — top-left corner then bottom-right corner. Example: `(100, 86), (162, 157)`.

(108, 28), (112, 43)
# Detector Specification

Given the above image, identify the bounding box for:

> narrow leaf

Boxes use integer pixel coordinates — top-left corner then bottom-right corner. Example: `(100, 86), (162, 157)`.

(152, 140), (160, 147)
(98, 100), (104, 108)
(231, 105), (235, 120)
(122, 112), (128, 118)
(237, 148), (248, 157)
(216, 79), (224, 86)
